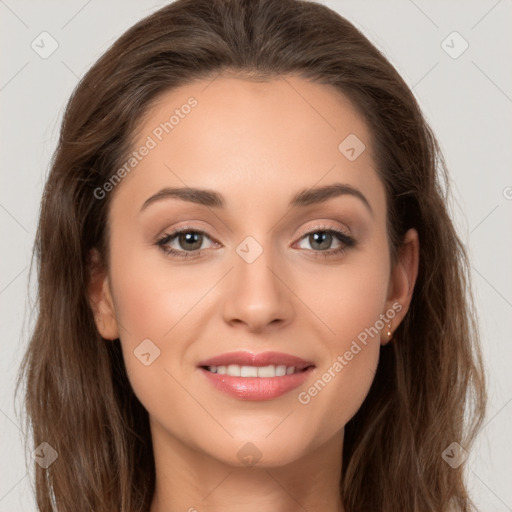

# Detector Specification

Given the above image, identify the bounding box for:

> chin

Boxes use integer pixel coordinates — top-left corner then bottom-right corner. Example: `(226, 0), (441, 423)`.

(204, 430), (316, 469)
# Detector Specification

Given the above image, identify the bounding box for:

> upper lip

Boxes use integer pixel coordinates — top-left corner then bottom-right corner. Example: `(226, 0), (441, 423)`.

(197, 351), (315, 371)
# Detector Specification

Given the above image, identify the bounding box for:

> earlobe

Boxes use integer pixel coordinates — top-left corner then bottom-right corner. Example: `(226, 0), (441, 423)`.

(382, 228), (420, 344)
(87, 248), (119, 340)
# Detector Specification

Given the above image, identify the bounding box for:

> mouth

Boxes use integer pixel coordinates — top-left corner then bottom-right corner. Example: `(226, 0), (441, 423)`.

(197, 351), (316, 400)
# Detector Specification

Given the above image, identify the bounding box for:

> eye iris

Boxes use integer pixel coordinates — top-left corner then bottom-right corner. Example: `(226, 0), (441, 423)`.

(310, 231), (332, 250)
(179, 232), (202, 250)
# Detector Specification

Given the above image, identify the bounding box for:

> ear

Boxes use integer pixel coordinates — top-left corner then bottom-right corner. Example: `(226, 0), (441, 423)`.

(381, 228), (419, 345)
(87, 248), (119, 340)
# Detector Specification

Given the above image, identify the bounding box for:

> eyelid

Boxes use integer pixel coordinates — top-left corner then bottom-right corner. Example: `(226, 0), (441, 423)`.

(157, 221), (351, 246)
(294, 221), (352, 240)
(157, 225), (219, 246)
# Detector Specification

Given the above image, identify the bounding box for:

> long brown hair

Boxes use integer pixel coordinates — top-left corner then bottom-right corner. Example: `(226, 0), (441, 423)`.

(16, 0), (487, 510)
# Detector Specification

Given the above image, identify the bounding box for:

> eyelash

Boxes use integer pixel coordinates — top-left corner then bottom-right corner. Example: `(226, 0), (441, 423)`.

(155, 225), (356, 259)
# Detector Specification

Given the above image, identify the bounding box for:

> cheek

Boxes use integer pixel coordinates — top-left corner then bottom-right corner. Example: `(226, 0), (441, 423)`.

(296, 247), (390, 344)
(109, 245), (207, 342)
(105, 235), (193, 377)
(293, 283), (386, 443)
(106, 237), (233, 409)
(107, 249), (204, 429)
(292, 249), (389, 431)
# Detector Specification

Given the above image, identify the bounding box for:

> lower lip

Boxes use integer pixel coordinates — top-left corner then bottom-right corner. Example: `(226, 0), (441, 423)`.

(199, 367), (314, 400)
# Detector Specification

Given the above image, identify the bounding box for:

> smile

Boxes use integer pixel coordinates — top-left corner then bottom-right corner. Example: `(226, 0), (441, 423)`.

(205, 364), (302, 377)
(197, 351), (316, 400)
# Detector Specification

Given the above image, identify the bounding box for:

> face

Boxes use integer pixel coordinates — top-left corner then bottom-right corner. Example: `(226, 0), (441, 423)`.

(89, 74), (418, 468)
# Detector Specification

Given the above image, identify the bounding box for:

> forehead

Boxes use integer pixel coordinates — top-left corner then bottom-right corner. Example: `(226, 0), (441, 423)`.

(111, 74), (384, 218)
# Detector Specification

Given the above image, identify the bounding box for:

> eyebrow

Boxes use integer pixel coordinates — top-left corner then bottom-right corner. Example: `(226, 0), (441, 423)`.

(140, 182), (373, 216)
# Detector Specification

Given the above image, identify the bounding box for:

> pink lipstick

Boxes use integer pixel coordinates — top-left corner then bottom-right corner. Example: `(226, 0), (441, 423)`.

(197, 351), (315, 400)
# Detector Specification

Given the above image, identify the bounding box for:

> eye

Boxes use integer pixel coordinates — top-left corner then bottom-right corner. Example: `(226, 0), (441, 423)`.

(294, 226), (356, 257)
(155, 225), (356, 259)
(156, 227), (217, 258)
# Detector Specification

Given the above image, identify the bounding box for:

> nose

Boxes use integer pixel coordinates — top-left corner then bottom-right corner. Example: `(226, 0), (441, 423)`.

(222, 242), (295, 333)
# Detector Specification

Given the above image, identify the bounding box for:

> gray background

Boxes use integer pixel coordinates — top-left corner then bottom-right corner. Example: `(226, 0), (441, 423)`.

(1, 0), (511, 510)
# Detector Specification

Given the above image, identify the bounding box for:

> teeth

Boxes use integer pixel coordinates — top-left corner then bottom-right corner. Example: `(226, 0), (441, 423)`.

(275, 365), (287, 377)
(227, 364), (240, 377)
(257, 365), (275, 377)
(208, 364), (298, 377)
(240, 365), (258, 377)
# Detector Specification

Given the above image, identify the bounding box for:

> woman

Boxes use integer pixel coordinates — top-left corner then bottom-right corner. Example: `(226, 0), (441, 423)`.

(17, 0), (487, 510)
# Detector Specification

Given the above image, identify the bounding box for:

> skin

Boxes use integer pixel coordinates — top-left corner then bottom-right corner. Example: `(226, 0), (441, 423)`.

(88, 74), (419, 512)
